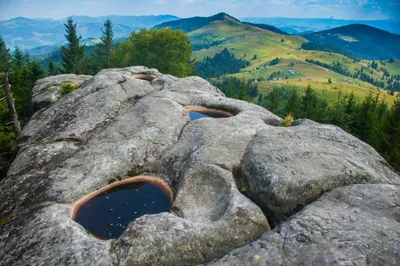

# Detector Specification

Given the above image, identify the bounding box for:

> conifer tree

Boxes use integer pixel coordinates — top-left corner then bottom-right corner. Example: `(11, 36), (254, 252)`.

(48, 61), (58, 76)
(301, 85), (318, 118)
(61, 17), (86, 74)
(91, 19), (114, 72)
(238, 80), (247, 100)
(12, 45), (24, 69)
(386, 100), (400, 170)
(0, 36), (11, 72)
(286, 89), (301, 118)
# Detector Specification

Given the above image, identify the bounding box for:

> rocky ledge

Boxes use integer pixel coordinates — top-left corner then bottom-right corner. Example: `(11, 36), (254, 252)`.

(0, 66), (399, 266)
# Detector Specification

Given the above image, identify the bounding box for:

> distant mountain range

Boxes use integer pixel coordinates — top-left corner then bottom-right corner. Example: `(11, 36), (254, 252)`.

(0, 15), (179, 50)
(241, 17), (400, 35)
(303, 24), (400, 60)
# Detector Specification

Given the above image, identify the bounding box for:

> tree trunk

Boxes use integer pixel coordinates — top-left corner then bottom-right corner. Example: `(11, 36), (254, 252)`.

(2, 72), (22, 138)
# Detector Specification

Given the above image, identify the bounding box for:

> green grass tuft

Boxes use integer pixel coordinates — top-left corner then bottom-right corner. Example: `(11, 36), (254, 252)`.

(60, 82), (79, 97)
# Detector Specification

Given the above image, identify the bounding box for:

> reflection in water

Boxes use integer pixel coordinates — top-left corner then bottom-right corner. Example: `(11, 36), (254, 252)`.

(74, 182), (170, 239)
(189, 111), (231, 120)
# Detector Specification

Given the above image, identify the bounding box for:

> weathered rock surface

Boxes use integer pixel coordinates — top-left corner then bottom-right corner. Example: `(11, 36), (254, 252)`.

(209, 184), (400, 266)
(0, 66), (399, 266)
(241, 119), (400, 224)
(32, 74), (92, 111)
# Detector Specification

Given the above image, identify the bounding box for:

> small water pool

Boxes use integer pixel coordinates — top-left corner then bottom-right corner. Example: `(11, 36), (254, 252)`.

(187, 107), (233, 121)
(73, 181), (171, 240)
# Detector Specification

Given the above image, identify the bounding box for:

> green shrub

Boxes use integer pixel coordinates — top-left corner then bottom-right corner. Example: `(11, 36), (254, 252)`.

(60, 82), (79, 97)
(281, 113), (294, 127)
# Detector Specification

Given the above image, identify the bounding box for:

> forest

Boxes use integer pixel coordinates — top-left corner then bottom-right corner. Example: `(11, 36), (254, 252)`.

(196, 48), (250, 79)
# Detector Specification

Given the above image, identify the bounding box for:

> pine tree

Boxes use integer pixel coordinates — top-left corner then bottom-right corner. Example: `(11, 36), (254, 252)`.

(238, 80), (247, 100)
(61, 17), (86, 74)
(12, 45), (24, 69)
(265, 87), (280, 114)
(0, 36), (11, 72)
(286, 89), (301, 118)
(384, 100), (400, 170)
(301, 85), (318, 119)
(257, 93), (263, 106)
(92, 19), (114, 72)
(48, 61), (58, 76)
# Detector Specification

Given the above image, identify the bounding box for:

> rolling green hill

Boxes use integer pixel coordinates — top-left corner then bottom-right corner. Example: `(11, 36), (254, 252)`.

(155, 13), (286, 35)
(303, 24), (400, 60)
(157, 13), (399, 106)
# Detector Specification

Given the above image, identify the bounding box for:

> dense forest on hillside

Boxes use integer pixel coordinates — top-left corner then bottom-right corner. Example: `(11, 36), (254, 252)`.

(212, 77), (259, 100)
(242, 22), (288, 35)
(301, 42), (359, 61)
(196, 48), (250, 79)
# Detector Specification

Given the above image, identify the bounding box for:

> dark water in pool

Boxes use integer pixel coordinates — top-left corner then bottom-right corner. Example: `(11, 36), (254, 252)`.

(189, 111), (230, 120)
(74, 182), (170, 239)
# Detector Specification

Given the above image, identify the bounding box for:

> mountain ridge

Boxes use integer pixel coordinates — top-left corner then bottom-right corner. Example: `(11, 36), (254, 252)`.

(303, 23), (400, 59)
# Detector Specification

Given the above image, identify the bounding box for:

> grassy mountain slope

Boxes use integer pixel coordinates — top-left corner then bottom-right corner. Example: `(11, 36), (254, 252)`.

(157, 14), (399, 105)
(155, 13), (286, 35)
(303, 24), (400, 60)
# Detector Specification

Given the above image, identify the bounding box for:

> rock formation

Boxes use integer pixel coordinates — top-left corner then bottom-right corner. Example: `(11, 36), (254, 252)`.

(0, 66), (399, 266)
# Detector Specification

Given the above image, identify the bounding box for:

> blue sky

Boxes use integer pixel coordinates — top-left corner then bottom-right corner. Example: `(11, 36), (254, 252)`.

(0, 0), (399, 20)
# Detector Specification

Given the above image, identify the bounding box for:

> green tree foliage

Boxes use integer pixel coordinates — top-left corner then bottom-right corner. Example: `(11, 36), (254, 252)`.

(212, 77), (259, 100)
(196, 48), (250, 79)
(301, 85), (318, 119)
(48, 61), (58, 76)
(61, 17), (87, 74)
(269, 57), (281, 66)
(109, 28), (192, 77)
(90, 19), (114, 73)
(254, 85), (400, 171)
(286, 89), (301, 118)
(238, 80), (247, 100)
(0, 36), (45, 178)
(384, 100), (400, 170)
(306, 59), (351, 77)
(12, 45), (24, 69)
(301, 42), (359, 61)
(0, 36), (11, 72)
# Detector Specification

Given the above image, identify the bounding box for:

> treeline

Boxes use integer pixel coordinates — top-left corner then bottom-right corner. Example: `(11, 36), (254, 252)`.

(0, 38), (45, 176)
(353, 68), (386, 88)
(196, 48), (250, 79)
(192, 40), (224, 51)
(212, 77), (259, 100)
(261, 85), (400, 171)
(301, 42), (359, 61)
(305, 58), (351, 77)
(48, 17), (194, 77)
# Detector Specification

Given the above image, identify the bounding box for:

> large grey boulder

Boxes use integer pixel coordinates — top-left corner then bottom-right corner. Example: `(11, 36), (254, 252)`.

(0, 67), (276, 266)
(241, 119), (400, 224)
(209, 184), (400, 266)
(0, 66), (399, 266)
